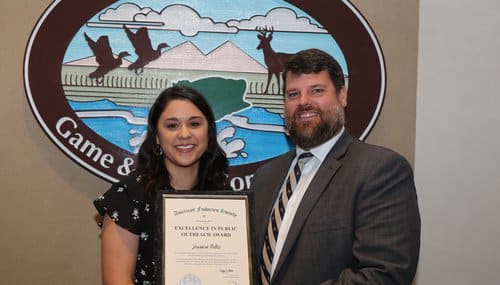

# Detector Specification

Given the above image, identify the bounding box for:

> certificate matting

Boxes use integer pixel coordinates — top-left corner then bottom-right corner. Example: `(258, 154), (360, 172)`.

(160, 192), (254, 285)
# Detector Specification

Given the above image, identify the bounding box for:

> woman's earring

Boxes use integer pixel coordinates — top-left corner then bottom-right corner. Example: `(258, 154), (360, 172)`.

(154, 144), (163, 156)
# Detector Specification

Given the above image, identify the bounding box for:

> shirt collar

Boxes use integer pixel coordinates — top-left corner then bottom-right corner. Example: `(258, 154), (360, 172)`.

(296, 126), (345, 163)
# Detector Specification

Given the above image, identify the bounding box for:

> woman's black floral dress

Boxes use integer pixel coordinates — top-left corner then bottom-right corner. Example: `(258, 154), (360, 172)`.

(94, 172), (158, 285)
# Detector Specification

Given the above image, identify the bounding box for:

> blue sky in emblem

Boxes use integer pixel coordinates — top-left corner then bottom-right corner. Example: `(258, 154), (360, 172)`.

(63, 0), (348, 74)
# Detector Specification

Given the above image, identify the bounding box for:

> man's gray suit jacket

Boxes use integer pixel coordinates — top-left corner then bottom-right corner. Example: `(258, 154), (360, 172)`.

(251, 131), (420, 285)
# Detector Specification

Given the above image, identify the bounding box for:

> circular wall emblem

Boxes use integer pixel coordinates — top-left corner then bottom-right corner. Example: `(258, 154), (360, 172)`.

(24, 0), (385, 189)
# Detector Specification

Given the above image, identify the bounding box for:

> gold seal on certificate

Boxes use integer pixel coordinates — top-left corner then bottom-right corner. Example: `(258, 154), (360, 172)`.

(158, 191), (255, 285)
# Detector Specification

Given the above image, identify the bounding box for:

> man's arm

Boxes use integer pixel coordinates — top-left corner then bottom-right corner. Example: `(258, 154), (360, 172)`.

(329, 152), (420, 285)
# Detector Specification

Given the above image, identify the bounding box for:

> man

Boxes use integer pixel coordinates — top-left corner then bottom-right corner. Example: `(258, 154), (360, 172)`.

(251, 49), (420, 285)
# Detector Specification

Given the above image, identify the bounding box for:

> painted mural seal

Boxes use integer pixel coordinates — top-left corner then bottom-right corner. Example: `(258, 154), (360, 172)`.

(24, 0), (385, 189)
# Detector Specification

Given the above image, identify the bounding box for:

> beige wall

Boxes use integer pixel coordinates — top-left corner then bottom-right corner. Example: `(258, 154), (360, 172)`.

(353, 0), (419, 163)
(2, 2), (106, 283)
(0, 1), (418, 284)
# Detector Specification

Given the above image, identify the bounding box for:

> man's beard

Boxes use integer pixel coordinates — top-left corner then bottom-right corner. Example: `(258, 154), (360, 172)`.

(285, 104), (345, 150)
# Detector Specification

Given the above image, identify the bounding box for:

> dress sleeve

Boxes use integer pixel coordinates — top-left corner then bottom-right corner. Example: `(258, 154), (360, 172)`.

(93, 173), (147, 235)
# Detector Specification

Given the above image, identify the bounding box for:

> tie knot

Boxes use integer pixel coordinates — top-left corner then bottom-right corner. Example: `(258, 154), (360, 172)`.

(297, 152), (313, 169)
(298, 152), (313, 160)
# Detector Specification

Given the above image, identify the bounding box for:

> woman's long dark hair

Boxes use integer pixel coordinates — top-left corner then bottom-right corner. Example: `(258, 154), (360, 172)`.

(136, 85), (229, 191)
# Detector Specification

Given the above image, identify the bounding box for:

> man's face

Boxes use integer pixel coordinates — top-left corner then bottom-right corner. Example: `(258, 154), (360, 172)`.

(284, 70), (347, 149)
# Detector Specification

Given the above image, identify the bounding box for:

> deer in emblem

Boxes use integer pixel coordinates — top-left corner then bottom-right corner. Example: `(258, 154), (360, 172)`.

(256, 26), (294, 94)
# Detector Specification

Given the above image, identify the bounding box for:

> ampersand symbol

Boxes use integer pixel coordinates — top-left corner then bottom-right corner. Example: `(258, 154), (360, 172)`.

(118, 157), (134, 175)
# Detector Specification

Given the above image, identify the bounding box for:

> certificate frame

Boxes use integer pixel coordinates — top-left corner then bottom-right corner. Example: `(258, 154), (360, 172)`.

(156, 190), (256, 285)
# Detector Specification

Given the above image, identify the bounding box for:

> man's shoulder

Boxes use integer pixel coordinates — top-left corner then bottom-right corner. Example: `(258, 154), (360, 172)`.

(264, 150), (294, 164)
(346, 139), (412, 168)
(249, 151), (293, 193)
(253, 151), (294, 176)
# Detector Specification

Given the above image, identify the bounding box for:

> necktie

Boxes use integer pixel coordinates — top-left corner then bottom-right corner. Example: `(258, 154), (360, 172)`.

(261, 152), (313, 284)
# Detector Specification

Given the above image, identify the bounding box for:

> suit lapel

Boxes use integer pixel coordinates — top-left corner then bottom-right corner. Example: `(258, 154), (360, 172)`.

(256, 152), (295, 250)
(272, 131), (354, 280)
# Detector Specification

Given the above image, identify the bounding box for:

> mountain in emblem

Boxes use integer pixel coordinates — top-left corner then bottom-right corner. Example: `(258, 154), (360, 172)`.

(64, 55), (132, 67)
(147, 41), (267, 73)
(65, 40), (267, 74)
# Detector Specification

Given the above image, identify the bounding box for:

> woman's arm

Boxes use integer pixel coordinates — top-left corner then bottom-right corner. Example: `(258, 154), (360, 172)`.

(101, 214), (139, 285)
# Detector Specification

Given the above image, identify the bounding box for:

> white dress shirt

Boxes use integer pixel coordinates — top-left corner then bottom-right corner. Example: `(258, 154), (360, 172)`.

(270, 127), (345, 277)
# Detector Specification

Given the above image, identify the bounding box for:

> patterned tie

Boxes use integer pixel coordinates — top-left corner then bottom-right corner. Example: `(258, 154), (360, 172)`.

(261, 152), (313, 284)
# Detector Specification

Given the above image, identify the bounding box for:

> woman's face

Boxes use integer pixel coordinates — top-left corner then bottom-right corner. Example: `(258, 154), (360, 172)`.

(156, 99), (209, 173)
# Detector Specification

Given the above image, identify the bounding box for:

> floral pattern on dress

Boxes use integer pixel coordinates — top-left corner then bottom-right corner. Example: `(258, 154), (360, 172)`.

(94, 172), (157, 284)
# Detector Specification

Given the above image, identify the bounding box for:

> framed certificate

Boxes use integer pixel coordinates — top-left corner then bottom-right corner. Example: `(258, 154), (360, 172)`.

(157, 191), (255, 285)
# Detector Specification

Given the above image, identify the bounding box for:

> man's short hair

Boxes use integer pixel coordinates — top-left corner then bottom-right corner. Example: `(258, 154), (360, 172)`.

(283, 48), (345, 93)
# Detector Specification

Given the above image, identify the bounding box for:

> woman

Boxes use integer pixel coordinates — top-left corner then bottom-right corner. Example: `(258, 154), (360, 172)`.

(94, 85), (229, 284)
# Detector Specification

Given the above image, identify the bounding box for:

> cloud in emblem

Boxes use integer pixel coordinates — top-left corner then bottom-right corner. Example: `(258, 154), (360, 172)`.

(99, 3), (152, 21)
(96, 3), (237, 36)
(92, 4), (325, 36)
(226, 7), (327, 33)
